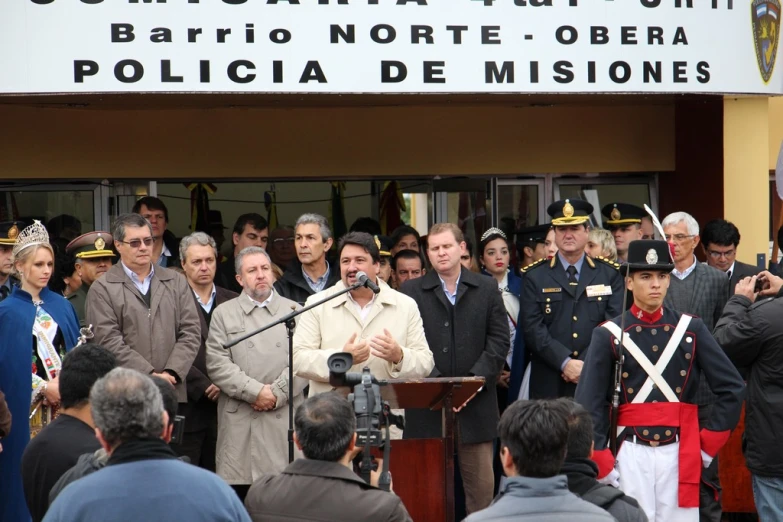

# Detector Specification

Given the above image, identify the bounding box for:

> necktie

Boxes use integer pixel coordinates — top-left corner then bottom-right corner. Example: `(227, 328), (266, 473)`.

(727, 270), (732, 281)
(0, 286), (8, 300)
(567, 265), (578, 285)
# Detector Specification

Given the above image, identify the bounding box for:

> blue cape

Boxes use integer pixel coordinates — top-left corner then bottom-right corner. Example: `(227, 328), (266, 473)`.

(0, 286), (79, 522)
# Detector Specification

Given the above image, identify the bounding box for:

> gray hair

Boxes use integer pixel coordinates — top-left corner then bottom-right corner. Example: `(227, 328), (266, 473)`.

(179, 231), (218, 263)
(90, 368), (164, 448)
(113, 213), (153, 242)
(295, 213), (332, 242)
(235, 246), (272, 275)
(661, 212), (699, 236)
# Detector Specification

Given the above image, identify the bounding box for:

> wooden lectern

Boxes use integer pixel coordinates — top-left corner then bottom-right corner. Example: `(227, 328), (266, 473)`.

(376, 377), (485, 522)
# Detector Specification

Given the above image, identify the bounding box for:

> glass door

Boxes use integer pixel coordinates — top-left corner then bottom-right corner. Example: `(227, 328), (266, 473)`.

(432, 178), (493, 251)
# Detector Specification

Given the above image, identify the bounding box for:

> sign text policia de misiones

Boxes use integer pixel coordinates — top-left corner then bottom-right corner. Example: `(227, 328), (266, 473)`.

(1, 0), (778, 95)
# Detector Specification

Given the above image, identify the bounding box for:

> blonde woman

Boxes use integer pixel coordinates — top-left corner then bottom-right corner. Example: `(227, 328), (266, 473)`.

(586, 228), (618, 261)
(0, 221), (80, 522)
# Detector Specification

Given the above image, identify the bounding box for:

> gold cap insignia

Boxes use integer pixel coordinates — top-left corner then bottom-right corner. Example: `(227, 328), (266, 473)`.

(7, 225), (18, 240)
(94, 237), (106, 251)
(611, 207), (621, 221)
(374, 236), (381, 250)
(563, 200), (574, 218)
(646, 248), (659, 264)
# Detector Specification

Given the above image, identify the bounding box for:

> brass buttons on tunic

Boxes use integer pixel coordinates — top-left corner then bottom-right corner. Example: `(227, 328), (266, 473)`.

(636, 326), (642, 333)
(627, 388), (634, 394)
(622, 372), (629, 379)
(685, 353), (692, 360)
(573, 316), (578, 321)
(652, 345), (659, 352)
(680, 370), (687, 376)
(664, 325), (671, 332)
(546, 298), (551, 302)
(665, 430), (672, 436)
(573, 351), (579, 356)
(686, 337), (693, 343)
(598, 297), (602, 301)
(654, 434), (661, 440)
(650, 441), (660, 447)
(573, 333), (578, 339)
(651, 329), (657, 335)
(676, 387), (682, 393)
(642, 429), (650, 436)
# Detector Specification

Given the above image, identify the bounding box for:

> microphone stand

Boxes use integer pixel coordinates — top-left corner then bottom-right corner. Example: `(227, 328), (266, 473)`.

(224, 278), (376, 463)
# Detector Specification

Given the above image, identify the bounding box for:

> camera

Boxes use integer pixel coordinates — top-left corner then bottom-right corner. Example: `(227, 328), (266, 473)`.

(755, 277), (766, 293)
(170, 414), (186, 445)
(327, 353), (404, 447)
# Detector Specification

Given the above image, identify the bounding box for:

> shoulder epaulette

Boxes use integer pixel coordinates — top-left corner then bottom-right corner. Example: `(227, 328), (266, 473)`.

(521, 258), (547, 273)
(595, 256), (621, 270)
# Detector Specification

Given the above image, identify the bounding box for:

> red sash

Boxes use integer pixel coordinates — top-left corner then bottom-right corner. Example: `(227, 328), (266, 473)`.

(618, 402), (700, 508)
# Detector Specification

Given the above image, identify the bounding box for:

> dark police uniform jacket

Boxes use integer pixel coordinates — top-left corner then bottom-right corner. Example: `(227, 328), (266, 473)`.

(521, 255), (623, 399)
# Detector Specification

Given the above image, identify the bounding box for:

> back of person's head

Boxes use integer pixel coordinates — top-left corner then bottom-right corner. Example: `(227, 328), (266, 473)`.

(59, 344), (117, 410)
(561, 398), (594, 460)
(498, 399), (570, 478)
(294, 392), (356, 462)
(233, 213), (268, 236)
(588, 228), (617, 261)
(90, 368), (165, 449)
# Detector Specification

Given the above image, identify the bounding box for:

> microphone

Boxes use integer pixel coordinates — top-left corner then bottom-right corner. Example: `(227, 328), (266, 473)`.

(356, 271), (381, 294)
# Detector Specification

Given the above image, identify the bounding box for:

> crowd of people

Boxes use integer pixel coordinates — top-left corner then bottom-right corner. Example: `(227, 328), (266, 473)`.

(0, 194), (779, 522)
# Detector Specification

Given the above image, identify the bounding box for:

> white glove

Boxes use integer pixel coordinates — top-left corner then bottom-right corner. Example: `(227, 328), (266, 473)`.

(598, 467), (621, 488)
(701, 450), (714, 468)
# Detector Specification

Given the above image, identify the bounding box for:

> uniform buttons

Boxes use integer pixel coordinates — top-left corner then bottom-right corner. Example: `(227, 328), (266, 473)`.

(642, 429), (650, 436)
(680, 370), (687, 377)
(443, 347), (449, 353)
(614, 339), (620, 345)
(622, 372), (629, 379)
(547, 298), (551, 303)
(664, 325), (671, 332)
(686, 337), (693, 343)
(636, 326), (642, 333)
(652, 400), (658, 403)
(627, 388), (634, 394)
(444, 321), (449, 327)
(685, 353), (692, 360)
(597, 297), (602, 301)
(654, 434), (661, 441)
(651, 329), (657, 335)
(650, 441), (660, 447)
(573, 316), (578, 322)
(665, 430), (673, 436)
(676, 387), (682, 393)
(573, 333), (578, 339)
(573, 351), (579, 357)
(652, 345), (659, 352)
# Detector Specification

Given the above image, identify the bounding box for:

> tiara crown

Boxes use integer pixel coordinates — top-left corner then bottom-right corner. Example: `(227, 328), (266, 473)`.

(13, 220), (50, 258)
(480, 227), (507, 242)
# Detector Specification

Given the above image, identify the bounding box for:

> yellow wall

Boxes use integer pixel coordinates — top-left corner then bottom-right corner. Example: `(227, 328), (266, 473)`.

(726, 97), (769, 264)
(0, 102), (674, 180)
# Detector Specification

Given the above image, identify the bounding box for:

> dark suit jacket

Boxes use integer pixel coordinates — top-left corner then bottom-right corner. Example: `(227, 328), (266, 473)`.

(181, 285), (238, 432)
(729, 260), (762, 296)
(400, 267), (509, 444)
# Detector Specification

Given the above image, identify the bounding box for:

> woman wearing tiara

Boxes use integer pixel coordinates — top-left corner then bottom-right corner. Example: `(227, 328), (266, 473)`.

(0, 220), (80, 522)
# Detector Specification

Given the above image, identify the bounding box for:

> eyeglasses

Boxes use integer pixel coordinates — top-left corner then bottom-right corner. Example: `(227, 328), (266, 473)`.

(118, 237), (154, 249)
(706, 248), (736, 259)
(664, 234), (695, 243)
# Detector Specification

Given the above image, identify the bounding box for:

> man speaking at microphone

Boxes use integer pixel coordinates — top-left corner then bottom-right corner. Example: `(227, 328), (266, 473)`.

(293, 231), (434, 397)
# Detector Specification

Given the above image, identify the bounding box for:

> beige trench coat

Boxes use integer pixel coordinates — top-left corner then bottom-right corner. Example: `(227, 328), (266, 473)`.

(86, 263), (200, 402)
(206, 291), (307, 485)
(292, 280), (435, 395)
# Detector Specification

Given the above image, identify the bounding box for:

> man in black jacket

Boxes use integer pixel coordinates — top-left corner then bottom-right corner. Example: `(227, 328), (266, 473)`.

(701, 219), (761, 296)
(400, 222), (508, 516)
(560, 399), (648, 522)
(274, 213), (340, 305)
(244, 392), (412, 522)
(713, 270), (783, 522)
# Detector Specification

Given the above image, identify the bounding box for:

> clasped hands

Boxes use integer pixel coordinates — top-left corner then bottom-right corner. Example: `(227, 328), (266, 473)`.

(342, 330), (403, 365)
(253, 384), (277, 412)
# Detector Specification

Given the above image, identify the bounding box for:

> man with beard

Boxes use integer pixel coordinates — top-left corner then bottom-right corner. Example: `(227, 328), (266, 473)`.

(0, 221), (24, 302)
(65, 232), (116, 326)
(521, 199), (624, 400)
(206, 246), (307, 502)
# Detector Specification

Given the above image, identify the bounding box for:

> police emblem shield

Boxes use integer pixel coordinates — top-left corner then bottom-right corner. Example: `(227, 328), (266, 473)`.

(753, 0), (782, 83)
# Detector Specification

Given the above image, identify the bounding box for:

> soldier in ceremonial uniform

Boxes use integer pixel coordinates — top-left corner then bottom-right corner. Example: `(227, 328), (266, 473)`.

(575, 240), (744, 522)
(521, 199), (624, 399)
(65, 232), (115, 325)
(0, 221), (24, 302)
(601, 203), (645, 264)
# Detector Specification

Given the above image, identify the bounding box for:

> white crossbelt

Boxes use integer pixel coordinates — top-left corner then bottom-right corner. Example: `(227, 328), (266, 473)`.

(601, 315), (692, 437)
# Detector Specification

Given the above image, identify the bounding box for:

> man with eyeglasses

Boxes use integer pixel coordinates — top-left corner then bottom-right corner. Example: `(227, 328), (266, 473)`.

(86, 213), (201, 406)
(701, 219), (761, 296)
(660, 211), (729, 522)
